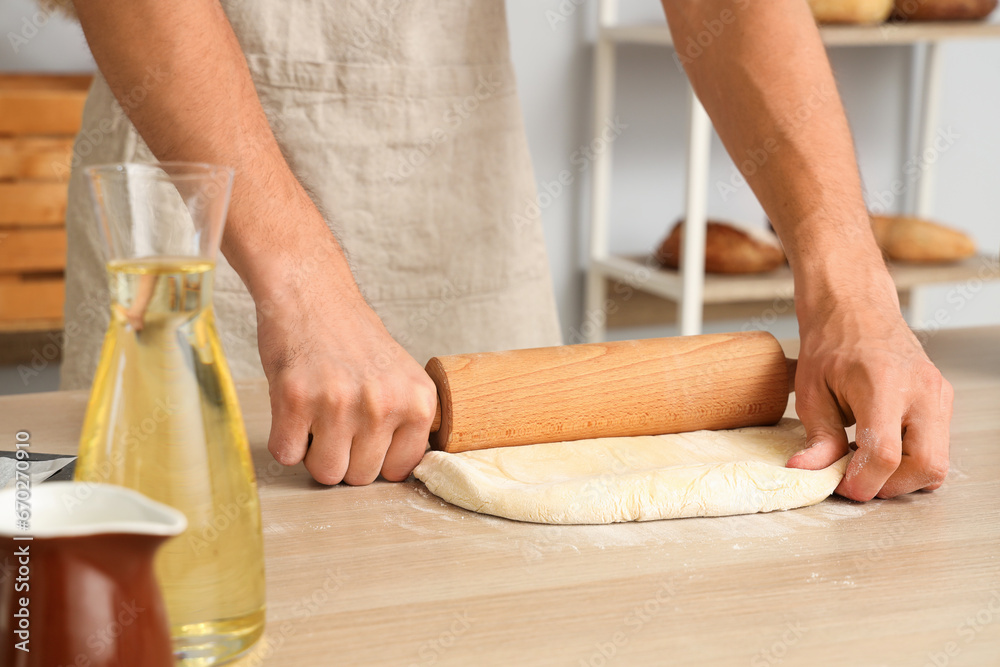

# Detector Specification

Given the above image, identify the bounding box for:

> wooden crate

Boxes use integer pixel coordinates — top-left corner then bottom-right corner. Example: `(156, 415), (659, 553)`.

(0, 137), (74, 181)
(0, 74), (91, 331)
(0, 228), (67, 273)
(0, 182), (69, 225)
(0, 74), (91, 136)
(0, 274), (65, 322)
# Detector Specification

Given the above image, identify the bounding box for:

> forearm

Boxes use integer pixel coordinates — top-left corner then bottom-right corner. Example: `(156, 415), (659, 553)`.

(661, 0), (891, 307)
(662, 2), (951, 501)
(72, 0), (360, 302)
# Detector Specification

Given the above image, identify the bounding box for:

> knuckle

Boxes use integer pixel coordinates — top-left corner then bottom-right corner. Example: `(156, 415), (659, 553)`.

(922, 455), (950, 486)
(943, 377), (955, 397)
(907, 447), (949, 485)
(380, 462), (414, 483)
(312, 469), (346, 486)
(274, 377), (313, 411)
(941, 378), (955, 406)
(411, 383), (438, 424)
(305, 460), (346, 486)
(915, 362), (943, 391)
(269, 443), (298, 466)
(323, 384), (357, 412)
(361, 384), (395, 422)
(841, 481), (879, 503)
(342, 467), (379, 486)
(869, 444), (902, 471)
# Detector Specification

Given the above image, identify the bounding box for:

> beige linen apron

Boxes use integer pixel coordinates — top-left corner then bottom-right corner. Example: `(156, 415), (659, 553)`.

(60, 0), (562, 390)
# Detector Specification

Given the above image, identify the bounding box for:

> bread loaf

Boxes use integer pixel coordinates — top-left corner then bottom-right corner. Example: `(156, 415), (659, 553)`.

(808, 0), (895, 23)
(871, 215), (976, 263)
(655, 219), (786, 274)
(893, 0), (998, 20)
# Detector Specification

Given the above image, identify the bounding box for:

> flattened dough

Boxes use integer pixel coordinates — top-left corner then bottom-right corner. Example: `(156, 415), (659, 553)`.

(413, 419), (849, 524)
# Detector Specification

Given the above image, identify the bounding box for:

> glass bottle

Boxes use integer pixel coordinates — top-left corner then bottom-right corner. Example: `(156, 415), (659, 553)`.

(75, 162), (265, 666)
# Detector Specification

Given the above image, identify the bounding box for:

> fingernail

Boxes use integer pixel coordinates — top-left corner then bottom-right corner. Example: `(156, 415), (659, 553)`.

(792, 439), (822, 458)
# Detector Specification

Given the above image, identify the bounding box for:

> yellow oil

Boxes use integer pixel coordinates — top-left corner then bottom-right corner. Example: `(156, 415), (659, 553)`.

(75, 257), (265, 665)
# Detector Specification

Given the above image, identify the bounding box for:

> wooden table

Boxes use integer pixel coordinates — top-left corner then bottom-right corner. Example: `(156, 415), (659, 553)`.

(2, 327), (998, 666)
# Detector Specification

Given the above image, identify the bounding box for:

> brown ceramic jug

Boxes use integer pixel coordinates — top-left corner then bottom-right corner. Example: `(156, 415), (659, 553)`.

(0, 481), (186, 667)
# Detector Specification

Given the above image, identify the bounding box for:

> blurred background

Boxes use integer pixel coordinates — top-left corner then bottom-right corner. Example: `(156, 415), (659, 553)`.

(1, 0), (998, 395)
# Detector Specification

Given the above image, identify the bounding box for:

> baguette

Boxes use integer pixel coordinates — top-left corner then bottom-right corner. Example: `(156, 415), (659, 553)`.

(893, 0), (998, 20)
(871, 214), (976, 263)
(807, 0), (895, 23)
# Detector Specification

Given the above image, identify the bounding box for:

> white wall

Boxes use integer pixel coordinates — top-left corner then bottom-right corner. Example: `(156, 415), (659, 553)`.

(1, 0), (93, 71)
(3, 0), (998, 343)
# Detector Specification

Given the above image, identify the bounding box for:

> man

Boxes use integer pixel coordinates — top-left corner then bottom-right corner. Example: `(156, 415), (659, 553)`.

(61, 0), (952, 502)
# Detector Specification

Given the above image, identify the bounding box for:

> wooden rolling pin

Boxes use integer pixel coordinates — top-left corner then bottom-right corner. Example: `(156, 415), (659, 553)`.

(426, 331), (793, 453)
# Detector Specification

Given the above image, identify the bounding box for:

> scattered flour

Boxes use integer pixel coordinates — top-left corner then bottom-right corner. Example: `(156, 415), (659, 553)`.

(381, 482), (884, 553)
(340, 482), (883, 560)
(262, 521), (301, 536)
(807, 570), (857, 588)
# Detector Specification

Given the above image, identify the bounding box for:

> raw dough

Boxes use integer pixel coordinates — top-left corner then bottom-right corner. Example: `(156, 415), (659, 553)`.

(413, 419), (849, 524)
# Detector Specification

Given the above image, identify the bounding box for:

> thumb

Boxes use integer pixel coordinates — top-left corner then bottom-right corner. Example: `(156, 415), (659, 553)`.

(787, 389), (850, 470)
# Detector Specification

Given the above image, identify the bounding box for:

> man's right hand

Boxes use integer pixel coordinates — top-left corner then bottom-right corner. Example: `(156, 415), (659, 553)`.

(254, 237), (438, 486)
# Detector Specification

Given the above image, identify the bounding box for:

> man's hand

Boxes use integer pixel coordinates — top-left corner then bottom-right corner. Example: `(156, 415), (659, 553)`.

(73, 0), (437, 484)
(660, 0), (955, 499)
(255, 240), (438, 485)
(786, 269), (954, 500)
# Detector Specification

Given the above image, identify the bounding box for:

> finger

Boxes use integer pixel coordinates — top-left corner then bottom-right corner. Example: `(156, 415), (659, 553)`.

(874, 424), (949, 498)
(381, 423), (431, 482)
(343, 425), (396, 486)
(876, 379), (954, 498)
(787, 386), (850, 471)
(341, 386), (400, 486)
(836, 401), (904, 501)
(303, 419), (352, 486)
(342, 380), (421, 484)
(381, 382), (437, 481)
(267, 388), (312, 466)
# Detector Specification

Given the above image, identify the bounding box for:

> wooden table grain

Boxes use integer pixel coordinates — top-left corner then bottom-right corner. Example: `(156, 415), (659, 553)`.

(2, 327), (998, 666)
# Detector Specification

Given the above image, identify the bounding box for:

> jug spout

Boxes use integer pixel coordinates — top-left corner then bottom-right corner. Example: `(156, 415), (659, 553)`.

(0, 482), (186, 667)
(0, 480), (188, 539)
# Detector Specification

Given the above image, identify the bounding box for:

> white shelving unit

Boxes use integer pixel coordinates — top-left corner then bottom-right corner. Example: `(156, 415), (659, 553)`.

(584, 2), (1000, 340)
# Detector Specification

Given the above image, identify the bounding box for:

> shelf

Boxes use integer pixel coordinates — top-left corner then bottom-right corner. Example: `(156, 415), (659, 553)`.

(0, 323), (63, 367)
(594, 254), (1000, 305)
(584, 0), (1000, 339)
(602, 21), (1000, 47)
(0, 317), (63, 334)
(602, 281), (914, 330)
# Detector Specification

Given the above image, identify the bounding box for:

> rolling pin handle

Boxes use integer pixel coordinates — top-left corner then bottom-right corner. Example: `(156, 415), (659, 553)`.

(431, 399), (441, 433)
